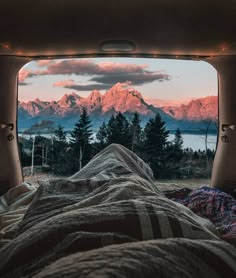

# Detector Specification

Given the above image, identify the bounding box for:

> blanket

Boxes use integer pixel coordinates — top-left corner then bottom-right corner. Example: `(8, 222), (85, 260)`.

(0, 182), (37, 247)
(0, 144), (235, 277)
(164, 187), (236, 243)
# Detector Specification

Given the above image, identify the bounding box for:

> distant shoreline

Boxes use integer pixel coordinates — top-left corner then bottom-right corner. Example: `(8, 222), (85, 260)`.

(168, 129), (217, 135)
(18, 129), (218, 136)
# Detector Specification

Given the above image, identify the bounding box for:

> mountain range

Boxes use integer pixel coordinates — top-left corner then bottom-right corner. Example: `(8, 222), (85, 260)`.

(18, 83), (217, 132)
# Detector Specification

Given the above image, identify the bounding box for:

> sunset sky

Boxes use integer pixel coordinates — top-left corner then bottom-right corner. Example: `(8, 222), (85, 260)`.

(18, 58), (217, 103)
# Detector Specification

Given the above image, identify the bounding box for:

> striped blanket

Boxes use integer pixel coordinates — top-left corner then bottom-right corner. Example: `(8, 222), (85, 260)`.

(0, 144), (235, 277)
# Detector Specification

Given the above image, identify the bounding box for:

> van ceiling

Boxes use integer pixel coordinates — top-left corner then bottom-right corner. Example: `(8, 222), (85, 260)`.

(0, 0), (236, 58)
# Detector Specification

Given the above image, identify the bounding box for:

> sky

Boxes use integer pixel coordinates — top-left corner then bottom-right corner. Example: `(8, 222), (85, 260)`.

(18, 57), (217, 103)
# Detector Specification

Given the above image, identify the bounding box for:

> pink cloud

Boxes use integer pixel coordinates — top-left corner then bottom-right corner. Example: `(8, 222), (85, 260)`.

(18, 69), (31, 82)
(94, 62), (149, 74)
(53, 79), (76, 87)
(19, 60), (150, 82)
(37, 60), (54, 67)
(19, 59), (171, 88)
(18, 68), (46, 82)
(42, 60), (149, 75)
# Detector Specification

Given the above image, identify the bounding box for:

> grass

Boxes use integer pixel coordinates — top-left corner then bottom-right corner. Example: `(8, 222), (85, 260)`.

(156, 178), (211, 191)
(24, 172), (210, 191)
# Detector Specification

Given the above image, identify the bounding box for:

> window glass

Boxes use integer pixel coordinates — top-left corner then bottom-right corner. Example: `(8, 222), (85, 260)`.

(18, 58), (217, 186)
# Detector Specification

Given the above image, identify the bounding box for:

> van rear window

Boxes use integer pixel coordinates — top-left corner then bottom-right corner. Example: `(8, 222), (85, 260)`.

(18, 58), (217, 186)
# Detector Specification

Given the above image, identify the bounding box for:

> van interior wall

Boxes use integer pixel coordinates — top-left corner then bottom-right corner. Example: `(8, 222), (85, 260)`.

(1, 55), (236, 195)
(0, 56), (28, 195)
(208, 55), (236, 191)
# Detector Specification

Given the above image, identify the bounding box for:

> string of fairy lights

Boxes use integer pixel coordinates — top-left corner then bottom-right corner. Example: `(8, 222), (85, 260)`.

(0, 41), (236, 62)
(0, 43), (32, 61)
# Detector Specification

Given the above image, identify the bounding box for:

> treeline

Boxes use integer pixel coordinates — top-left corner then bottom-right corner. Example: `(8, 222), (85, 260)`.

(19, 109), (215, 179)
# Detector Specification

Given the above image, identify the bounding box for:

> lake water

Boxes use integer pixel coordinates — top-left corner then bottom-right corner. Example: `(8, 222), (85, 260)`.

(19, 132), (217, 152)
(168, 134), (217, 151)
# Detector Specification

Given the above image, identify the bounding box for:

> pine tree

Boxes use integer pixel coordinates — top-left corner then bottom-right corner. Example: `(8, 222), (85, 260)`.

(143, 113), (169, 178)
(54, 125), (67, 143)
(106, 114), (116, 143)
(173, 128), (184, 161)
(96, 122), (108, 151)
(107, 112), (131, 148)
(52, 125), (69, 175)
(164, 128), (184, 178)
(70, 108), (92, 171)
(130, 112), (142, 152)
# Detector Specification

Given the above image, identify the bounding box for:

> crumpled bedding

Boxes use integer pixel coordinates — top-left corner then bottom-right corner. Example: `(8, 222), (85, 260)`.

(0, 182), (37, 247)
(0, 144), (235, 277)
(33, 238), (236, 278)
(164, 186), (236, 246)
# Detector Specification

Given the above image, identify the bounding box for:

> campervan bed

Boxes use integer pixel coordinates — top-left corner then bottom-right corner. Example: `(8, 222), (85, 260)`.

(0, 144), (235, 277)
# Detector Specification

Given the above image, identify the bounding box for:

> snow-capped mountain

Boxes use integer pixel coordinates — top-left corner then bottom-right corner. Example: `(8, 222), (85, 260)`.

(18, 83), (217, 130)
(161, 96), (217, 121)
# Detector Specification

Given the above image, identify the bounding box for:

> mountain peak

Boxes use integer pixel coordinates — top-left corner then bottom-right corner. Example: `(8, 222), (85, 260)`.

(87, 90), (102, 101)
(110, 82), (124, 90)
(109, 82), (131, 94)
(101, 83), (151, 115)
(162, 95), (217, 121)
(58, 93), (81, 107)
(71, 92), (81, 98)
(33, 98), (45, 105)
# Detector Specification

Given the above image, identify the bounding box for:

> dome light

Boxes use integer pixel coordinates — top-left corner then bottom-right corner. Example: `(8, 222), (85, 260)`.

(99, 40), (136, 52)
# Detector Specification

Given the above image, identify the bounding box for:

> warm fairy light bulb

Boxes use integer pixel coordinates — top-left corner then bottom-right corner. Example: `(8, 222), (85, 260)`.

(0, 44), (9, 48)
